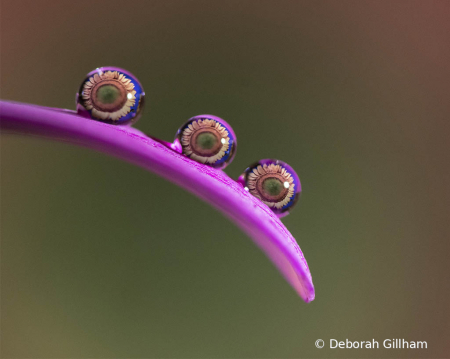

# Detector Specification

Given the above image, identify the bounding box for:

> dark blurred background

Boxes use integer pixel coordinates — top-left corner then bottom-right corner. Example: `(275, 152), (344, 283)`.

(1, 0), (449, 358)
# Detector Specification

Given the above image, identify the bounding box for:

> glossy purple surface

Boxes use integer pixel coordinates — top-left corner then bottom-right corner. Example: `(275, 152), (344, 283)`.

(0, 100), (315, 302)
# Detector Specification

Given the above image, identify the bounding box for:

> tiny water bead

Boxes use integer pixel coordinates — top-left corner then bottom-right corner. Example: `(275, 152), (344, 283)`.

(76, 67), (145, 125)
(175, 115), (236, 169)
(242, 159), (301, 216)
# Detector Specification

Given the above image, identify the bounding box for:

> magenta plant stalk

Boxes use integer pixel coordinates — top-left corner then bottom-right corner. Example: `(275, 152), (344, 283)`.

(0, 100), (315, 302)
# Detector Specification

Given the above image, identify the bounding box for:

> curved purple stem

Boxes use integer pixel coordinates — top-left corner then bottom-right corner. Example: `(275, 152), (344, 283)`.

(0, 100), (315, 302)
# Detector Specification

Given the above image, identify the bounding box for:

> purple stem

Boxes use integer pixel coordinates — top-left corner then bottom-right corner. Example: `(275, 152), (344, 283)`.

(0, 100), (315, 303)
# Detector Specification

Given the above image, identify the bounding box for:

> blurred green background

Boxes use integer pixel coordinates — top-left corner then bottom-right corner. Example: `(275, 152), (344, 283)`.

(1, 0), (449, 358)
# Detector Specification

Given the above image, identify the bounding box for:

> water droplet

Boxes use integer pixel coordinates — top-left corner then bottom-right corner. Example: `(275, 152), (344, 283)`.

(175, 115), (237, 169)
(242, 159), (301, 216)
(76, 66), (145, 125)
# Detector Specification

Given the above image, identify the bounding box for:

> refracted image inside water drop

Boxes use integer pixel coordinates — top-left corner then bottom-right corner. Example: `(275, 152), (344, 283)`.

(76, 66), (145, 125)
(242, 159), (301, 216)
(175, 115), (237, 169)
